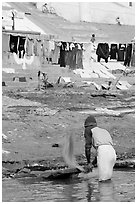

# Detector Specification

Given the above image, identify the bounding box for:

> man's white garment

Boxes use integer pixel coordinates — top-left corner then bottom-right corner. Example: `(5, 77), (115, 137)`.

(91, 127), (116, 181)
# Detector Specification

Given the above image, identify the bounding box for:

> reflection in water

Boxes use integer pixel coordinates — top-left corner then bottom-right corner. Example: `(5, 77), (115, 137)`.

(52, 178), (79, 202)
(85, 180), (115, 202)
(2, 170), (135, 202)
(98, 180), (115, 202)
(86, 182), (98, 202)
(86, 182), (94, 202)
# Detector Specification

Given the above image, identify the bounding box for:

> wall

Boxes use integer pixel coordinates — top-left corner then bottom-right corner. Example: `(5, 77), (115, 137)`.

(47, 2), (135, 25)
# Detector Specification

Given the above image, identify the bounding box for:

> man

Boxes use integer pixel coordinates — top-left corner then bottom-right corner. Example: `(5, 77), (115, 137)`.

(90, 34), (96, 43)
(84, 115), (116, 181)
(116, 17), (121, 26)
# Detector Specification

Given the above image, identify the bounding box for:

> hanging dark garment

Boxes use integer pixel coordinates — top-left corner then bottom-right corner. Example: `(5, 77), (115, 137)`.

(110, 44), (118, 59)
(68, 50), (73, 68)
(18, 36), (26, 58)
(66, 43), (72, 66)
(124, 43), (132, 67)
(76, 49), (83, 68)
(131, 43), (135, 67)
(66, 50), (71, 66)
(96, 43), (109, 63)
(65, 51), (69, 66)
(69, 47), (77, 69)
(117, 44), (126, 61)
(60, 42), (67, 67)
(9, 35), (18, 54)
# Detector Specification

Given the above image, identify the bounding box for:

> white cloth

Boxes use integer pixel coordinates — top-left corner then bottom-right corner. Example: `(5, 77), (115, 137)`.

(49, 40), (55, 51)
(70, 43), (75, 50)
(97, 145), (116, 181)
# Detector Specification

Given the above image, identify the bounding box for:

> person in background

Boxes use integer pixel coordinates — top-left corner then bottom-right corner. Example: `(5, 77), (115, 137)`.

(116, 17), (121, 26)
(90, 34), (96, 43)
(90, 33), (97, 62)
(84, 115), (116, 181)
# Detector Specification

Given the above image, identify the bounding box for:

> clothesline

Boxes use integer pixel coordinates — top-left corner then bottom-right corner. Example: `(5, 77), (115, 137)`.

(2, 30), (135, 69)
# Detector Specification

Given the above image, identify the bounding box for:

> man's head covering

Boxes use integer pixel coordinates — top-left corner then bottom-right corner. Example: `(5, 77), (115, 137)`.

(84, 115), (97, 128)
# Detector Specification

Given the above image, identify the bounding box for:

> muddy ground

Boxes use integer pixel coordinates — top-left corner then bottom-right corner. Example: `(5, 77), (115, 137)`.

(2, 64), (135, 178)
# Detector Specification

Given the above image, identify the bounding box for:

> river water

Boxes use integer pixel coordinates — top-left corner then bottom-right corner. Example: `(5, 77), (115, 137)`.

(2, 169), (135, 202)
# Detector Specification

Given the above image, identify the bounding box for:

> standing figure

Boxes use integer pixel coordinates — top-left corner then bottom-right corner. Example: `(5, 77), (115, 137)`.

(116, 17), (121, 25)
(90, 33), (96, 43)
(84, 115), (116, 181)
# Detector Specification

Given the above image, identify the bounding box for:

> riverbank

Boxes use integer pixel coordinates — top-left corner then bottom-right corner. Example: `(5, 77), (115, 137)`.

(2, 64), (135, 178)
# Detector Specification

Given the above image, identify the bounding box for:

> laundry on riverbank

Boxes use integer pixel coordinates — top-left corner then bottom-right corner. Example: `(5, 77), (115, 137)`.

(73, 62), (116, 79)
(13, 77), (27, 82)
(79, 107), (135, 116)
(116, 80), (132, 90)
(2, 68), (15, 74)
(101, 61), (127, 71)
(32, 107), (58, 116)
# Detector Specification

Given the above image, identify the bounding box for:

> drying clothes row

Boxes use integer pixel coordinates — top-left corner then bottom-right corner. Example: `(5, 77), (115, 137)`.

(96, 43), (134, 66)
(2, 32), (135, 68)
(2, 33), (26, 58)
(2, 33), (56, 58)
(59, 42), (83, 68)
(60, 42), (135, 68)
(83, 42), (135, 71)
(109, 43), (135, 66)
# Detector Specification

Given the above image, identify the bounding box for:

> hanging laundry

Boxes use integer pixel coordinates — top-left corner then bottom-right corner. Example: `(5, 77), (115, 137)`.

(124, 43), (132, 67)
(60, 42), (67, 67)
(2, 33), (10, 52)
(49, 40), (55, 52)
(131, 42), (135, 67)
(9, 35), (18, 54)
(48, 41), (55, 63)
(117, 44), (126, 61)
(82, 43), (94, 70)
(52, 42), (60, 64)
(96, 43), (109, 63)
(64, 42), (71, 66)
(26, 38), (34, 56)
(69, 43), (77, 69)
(18, 36), (26, 58)
(76, 43), (83, 69)
(42, 40), (49, 61)
(34, 39), (42, 56)
(64, 42), (69, 66)
(110, 44), (118, 60)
